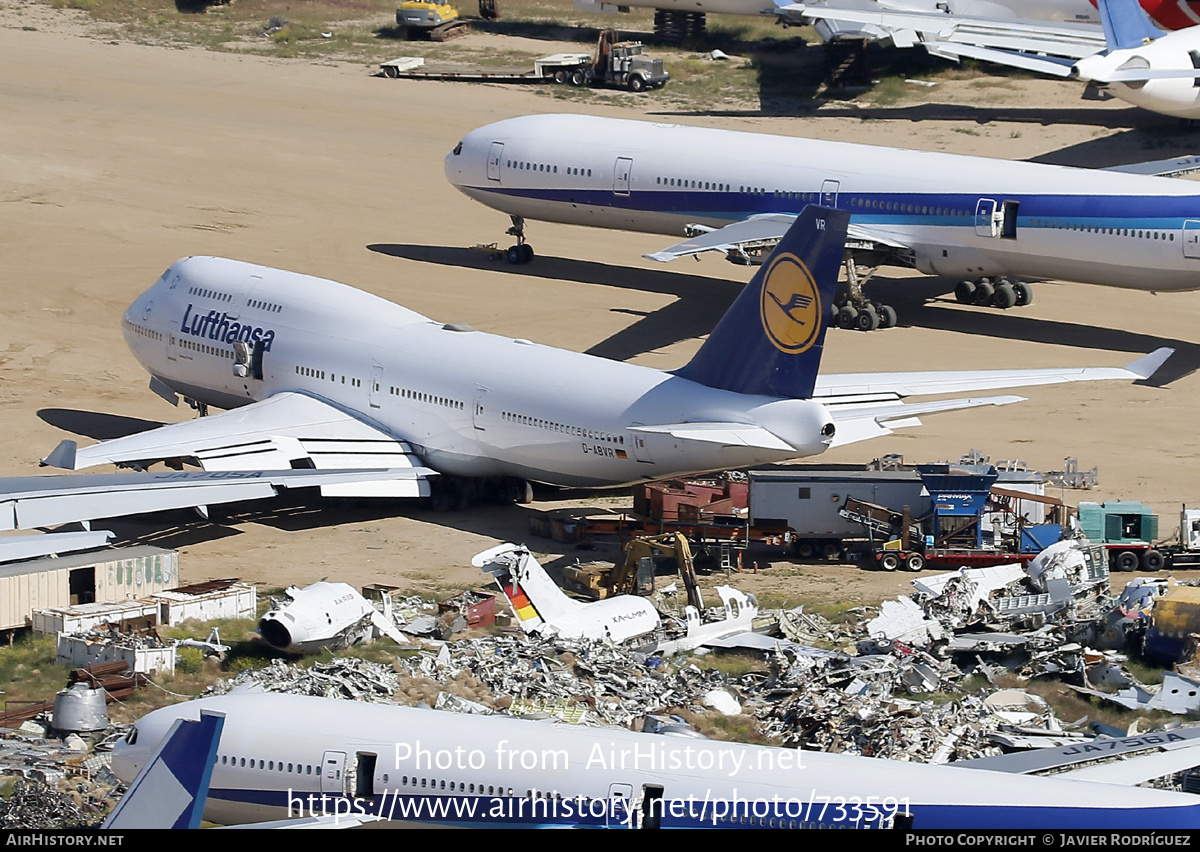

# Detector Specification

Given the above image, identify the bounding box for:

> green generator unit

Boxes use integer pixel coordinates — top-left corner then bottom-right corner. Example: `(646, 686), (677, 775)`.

(1078, 501), (1158, 544)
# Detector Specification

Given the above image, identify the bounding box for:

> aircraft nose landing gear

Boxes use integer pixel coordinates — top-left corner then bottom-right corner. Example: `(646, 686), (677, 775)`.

(505, 215), (534, 264)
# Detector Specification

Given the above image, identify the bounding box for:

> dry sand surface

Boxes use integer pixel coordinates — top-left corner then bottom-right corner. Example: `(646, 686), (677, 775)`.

(4, 3), (1200, 609)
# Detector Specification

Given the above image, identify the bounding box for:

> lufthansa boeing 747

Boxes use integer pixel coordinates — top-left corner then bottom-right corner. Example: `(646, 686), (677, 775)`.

(38, 207), (1168, 515)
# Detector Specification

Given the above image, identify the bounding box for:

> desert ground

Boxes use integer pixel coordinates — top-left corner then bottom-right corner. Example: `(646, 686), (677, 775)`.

(4, 0), (1200, 610)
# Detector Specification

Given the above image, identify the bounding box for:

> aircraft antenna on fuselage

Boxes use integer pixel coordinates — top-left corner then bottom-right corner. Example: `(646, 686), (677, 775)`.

(673, 205), (848, 400)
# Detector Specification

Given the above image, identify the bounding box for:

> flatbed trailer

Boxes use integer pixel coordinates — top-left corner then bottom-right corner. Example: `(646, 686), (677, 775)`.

(380, 54), (594, 83)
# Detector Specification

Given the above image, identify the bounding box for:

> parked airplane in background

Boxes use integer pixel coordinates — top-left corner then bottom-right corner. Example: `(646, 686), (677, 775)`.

(111, 692), (1200, 827)
(776, 0), (1200, 118)
(446, 113), (1200, 329)
(41, 208), (1169, 515)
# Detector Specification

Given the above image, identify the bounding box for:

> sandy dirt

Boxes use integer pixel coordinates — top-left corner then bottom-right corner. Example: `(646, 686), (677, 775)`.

(3, 1), (1200, 609)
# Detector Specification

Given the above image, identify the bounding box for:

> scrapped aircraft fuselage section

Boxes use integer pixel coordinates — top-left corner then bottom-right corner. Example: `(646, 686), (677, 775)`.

(122, 257), (833, 488)
(445, 114), (1200, 291)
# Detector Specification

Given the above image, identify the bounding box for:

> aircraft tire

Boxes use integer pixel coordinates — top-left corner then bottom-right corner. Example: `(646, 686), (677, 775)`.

(836, 305), (858, 329)
(954, 280), (976, 304)
(507, 245), (523, 264)
(520, 243), (534, 263)
(877, 304), (897, 329)
(992, 281), (1017, 309)
(1115, 550), (1139, 572)
(973, 280), (994, 306)
(1013, 281), (1033, 306)
(856, 304), (879, 331)
(879, 552), (901, 572)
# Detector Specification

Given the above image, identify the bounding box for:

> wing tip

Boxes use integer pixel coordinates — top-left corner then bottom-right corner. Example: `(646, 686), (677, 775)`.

(40, 440), (78, 470)
(1123, 347), (1174, 381)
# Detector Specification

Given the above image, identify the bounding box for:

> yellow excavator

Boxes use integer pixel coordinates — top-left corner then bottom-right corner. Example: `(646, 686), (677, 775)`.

(562, 533), (704, 611)
(395, 0), (472, 41)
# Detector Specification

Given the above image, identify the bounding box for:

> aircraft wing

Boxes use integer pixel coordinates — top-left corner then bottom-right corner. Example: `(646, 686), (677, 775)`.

(41, 392), (432, 498)
(819, 348), (1171, 447)
(645, 216), (908, 263)
(775, 1), (1106, 62)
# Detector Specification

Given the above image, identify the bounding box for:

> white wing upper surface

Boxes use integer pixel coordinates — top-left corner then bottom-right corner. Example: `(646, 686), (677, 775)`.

(817, 348), (1171, 447)
(42, 392), (433, 498)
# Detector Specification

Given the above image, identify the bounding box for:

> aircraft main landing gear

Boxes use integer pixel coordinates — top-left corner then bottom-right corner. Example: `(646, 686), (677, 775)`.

(834, 255), (897, 332)
(505, 215), (534, 265)
(954, 277), (1032, 310)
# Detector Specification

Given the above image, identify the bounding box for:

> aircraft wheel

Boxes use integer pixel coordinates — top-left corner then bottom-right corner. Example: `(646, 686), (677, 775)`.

(879, 552), (901, 572)
(1013, 281), (1033, 306)
(1115, 550), (1139, 572)
(973, 280), (994, 306)
(836, 305), (858, 329)
(954, 280), (976, 304)
(877, 304), (897, 329)
(906, 553), (926, 572)
(520, 243), (534, 264)
(506, 245), (523, 264)
(856, 304), (879, 332)
(1142, 549), (1166, 572)
(992, 281), (1017, 309)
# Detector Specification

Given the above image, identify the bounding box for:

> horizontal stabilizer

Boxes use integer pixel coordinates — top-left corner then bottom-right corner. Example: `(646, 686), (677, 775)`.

(629, 422), (795, 451)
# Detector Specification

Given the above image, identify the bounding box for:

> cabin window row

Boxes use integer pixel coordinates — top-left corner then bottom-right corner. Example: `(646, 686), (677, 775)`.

(507, 160), (592, 178)
(1031, 220), (1175, 240)
(501, 410), (623, 444)
(123, 319), (163, 342)
(391, 386), (464, 410)
(249, 298), (283, 313)
(655, 177), (731, 192)
(187, 286), (233, 303)
(295, 366), (363, 387)
(219, 754), (312, 774)
(183, 338), (232, 359)
(386, 774), (514, 796)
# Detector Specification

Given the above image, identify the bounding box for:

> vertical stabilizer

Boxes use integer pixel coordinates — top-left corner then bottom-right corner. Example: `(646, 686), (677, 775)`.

(674, 205), (849, 400)
(103, 709), (224, 829)
(473, 543), (578, 633)
(1096, 0), (1161, 51)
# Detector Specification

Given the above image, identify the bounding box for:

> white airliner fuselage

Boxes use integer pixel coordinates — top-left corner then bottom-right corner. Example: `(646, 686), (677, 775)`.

(122, 257), (831, 489)
(445, 114), (1200, 293)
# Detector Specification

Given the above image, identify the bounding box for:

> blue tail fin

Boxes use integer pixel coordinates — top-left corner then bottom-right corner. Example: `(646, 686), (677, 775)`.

(103, 709), (224, 830)
(1097, 0), (1160, 51)
(674, 205), (849, 400)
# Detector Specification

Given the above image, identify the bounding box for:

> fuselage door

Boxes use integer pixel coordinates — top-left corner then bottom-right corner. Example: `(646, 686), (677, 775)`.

(321, 751), (347, 796)
(1184, 220), (1200, 258)
(487, 142), (504, 182)
(629, 424), (652, 463)
(473, 387), (488, 431)
(607, 783), (633, 828)
(613, 157), (633, 197)
(369, 364), (383, 409)
(821, 179), (840, 208)
(975, 198), (999, 238)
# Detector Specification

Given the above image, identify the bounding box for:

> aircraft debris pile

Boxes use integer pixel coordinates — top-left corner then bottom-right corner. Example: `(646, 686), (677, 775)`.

(0, 779), (94, 828)
(208, 657), (401, 702)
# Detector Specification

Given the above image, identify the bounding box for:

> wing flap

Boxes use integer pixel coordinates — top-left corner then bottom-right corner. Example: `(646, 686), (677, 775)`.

(644, 214), (797, 262)
(829, 396), (1024, 448)
(45, 391), (427, 476)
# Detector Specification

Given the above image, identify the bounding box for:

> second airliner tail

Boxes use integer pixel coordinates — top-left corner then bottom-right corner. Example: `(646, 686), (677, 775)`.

(674, 205), (848, 400)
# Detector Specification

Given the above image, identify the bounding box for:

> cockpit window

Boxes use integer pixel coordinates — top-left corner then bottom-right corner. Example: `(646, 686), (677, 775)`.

(453, 141), (463, 156)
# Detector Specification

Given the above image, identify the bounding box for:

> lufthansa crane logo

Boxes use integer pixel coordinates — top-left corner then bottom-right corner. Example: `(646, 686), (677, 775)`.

(759, 251), (821, 354)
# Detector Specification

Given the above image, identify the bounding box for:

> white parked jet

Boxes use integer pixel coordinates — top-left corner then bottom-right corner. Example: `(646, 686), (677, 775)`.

(111, 692), (1200, 827)
(777, 0), (1200, 118)
(42, 207), (1168, 512)
(446, 113), (1200, 328)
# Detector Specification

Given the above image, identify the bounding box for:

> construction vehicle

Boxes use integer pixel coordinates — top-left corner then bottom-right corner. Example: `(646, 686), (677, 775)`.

(838, 464), (1065, 571)
(562, 532), (704, 610)
(381, 29), (668, 91)
(395, 0), (470, 41)
(1078, 502), (1200, 572)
